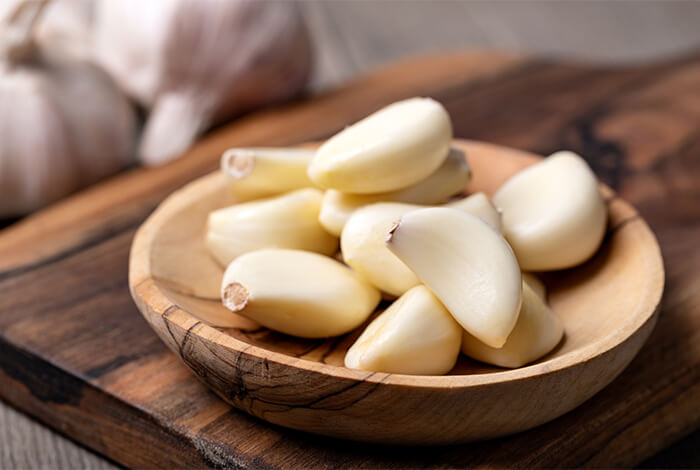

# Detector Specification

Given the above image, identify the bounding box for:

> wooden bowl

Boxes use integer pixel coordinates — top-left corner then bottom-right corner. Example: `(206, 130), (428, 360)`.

(129, 140), (664, 445)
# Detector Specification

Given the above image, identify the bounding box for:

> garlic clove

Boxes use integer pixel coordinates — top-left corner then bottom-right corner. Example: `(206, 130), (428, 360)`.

(318, 190), (356, 238)
(493, 151), (607, 271)
(342, 194), (506, 297)
(341, 203), (422, 297)
(221, 249), (381, 338)
(445, 192), (502, 232)
(386, 207), (522, 348)
(308, 97), (452, 194)
(462, 281), (563, 368)
(522, 271), (546, 300)
(138, 92), (210, 166)
(318, 147), (470, 236)
(206, 188), (338, 267)
(220, 147), (315, 200)
(345, 285), (462, 375)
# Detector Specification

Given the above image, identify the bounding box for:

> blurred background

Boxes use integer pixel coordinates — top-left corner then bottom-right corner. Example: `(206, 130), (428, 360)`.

(305, 0), (700, 90)
(2, 0), (700, 468)
(2, 0), (700, 223)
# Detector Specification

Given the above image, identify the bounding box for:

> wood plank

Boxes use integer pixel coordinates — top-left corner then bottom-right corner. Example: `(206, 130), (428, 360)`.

(1, 51), (699, 468)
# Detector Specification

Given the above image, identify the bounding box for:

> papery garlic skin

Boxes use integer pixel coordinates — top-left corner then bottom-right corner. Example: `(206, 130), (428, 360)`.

(0, 0), (94, 61)
(206, 189), (338, 267)
(94, 0), (312, 165)
(445, 192), (502, 232)
(341, 203), (422, 297)
(494, 151), (607, 271)
(319, 147), (470, 236)
(308, 98), (452, 193)
(0, 0), (136, 217)
(462, 282), (563, 368)
(35, 0), (93, 60)
(221, 249), (381, 338)
(387, 207), (522, 348)
(221, 147), (315, 201)
(522, 271), (546, 300)
(345, 286), (462, 375)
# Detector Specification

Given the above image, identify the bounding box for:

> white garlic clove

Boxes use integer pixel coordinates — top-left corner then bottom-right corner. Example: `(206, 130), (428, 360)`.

(308, 97), (452, 193)
(462, 282), (563, 368)
(386, 207), (522, 348)
(220, 147), (315, 200)
(206, 188), (338, 267)
(522, 271), (546, 300)
(341, 194), (501, 297)
(494, 151), (607, 271)
(318, 190), (357, 238)
(341, 203), (422, 297)
(345, 285), (462, 375)
(445, 192), (502, 232)
(137, 93), (209, 166)
(221, 249), (380, 338)
(318, 147), (470, 236)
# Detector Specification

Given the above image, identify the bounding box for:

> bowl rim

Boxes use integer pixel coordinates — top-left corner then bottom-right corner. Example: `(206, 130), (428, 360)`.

(129, 139), (665, 389)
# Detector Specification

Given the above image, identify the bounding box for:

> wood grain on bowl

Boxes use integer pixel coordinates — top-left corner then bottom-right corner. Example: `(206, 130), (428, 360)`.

(0, 51), (698, 467)
(129, 139), (663, 444)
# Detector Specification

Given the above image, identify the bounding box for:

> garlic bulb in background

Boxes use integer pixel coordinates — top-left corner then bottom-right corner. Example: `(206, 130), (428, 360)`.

(0, 0), (92, 60)
(34, 0), (93, 60)
(0, 0), (136, 217)
(94, 0), (312, 166)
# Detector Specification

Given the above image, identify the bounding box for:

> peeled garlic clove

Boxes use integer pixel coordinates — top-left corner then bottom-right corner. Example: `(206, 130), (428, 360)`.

(318, 191), (357, 237)
(522, 271), (546, 300)
(221, 147), (315, 200)
(341, 193), (505, 297)
(341, 203), (421, 297)
(206, 188), (338, 267)
(221, 249), (380, 338)
(386, 207), (522, 348)
(445, 192), (502, 232)
(462, 282), (563, 368)
(308, 97), (452, 193)
(345, 285), (462, 375)
(494, 151), (607, 271)
(318, 147), (470, 235)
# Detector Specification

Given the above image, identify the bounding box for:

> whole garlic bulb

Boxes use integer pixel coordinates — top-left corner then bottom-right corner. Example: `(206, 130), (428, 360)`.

(0, 0), (136, 217)
(93, 0), (312, 166)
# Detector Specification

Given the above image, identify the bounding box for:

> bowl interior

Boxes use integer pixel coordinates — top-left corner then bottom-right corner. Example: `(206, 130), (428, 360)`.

(147, 141), (652, 377)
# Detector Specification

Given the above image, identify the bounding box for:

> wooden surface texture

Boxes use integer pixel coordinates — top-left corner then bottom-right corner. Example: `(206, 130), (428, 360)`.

(1, 50), (700, 467)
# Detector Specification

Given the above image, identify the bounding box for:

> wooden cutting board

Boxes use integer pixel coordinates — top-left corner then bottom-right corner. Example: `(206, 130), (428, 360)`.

(1, 51), (699, 469)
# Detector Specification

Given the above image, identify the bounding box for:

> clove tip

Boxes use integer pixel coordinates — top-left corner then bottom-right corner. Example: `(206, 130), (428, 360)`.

(222, 282), (250, 312)
(385, 218), (402, 244)
(221, 149), (255, 179)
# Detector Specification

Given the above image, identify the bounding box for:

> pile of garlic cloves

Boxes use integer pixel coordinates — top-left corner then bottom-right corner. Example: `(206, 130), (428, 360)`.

(208, 97), (608, 375)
